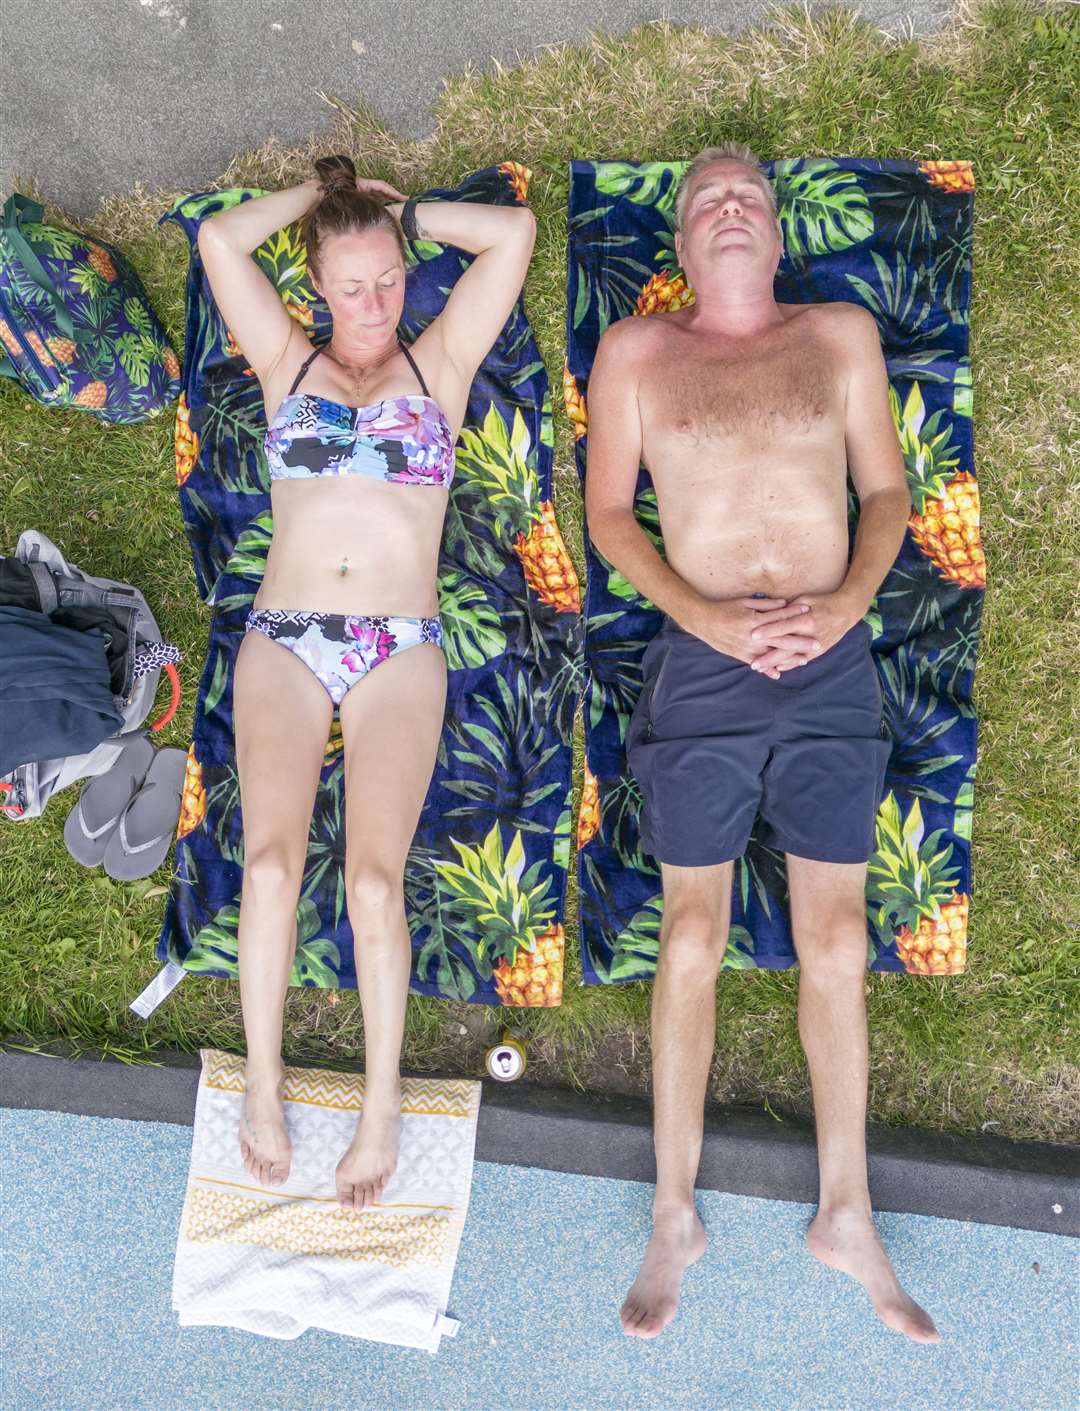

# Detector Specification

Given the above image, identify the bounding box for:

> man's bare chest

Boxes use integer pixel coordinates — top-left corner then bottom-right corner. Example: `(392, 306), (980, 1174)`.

(640, 332), (842, 448)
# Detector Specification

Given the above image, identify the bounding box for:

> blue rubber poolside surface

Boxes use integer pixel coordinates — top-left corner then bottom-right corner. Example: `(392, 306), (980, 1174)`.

(2, 1110), (1076, 1411)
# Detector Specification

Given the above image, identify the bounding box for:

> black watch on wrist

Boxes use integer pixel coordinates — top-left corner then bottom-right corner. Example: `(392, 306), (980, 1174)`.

(401, 198), (420, 243)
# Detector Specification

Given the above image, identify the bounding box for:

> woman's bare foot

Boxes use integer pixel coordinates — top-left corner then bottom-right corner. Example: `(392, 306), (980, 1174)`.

(335, 1081), (401, 1211)
(807, 1205), (941, 1343)
(239, 1064), (292, 1188)
(620, 1202), (708, 1338)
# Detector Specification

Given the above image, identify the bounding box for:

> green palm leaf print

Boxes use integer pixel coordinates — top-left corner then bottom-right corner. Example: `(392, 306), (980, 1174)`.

(774, 158), (874, 261)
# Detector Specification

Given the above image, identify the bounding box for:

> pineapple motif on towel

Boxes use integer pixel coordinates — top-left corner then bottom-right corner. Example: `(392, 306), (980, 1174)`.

(566, 157), (980, 979)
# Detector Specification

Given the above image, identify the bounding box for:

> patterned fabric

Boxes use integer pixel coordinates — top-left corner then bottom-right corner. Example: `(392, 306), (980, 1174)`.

(158, 164), (583, 1005)
(0, 194), (181, 422)
(567, 158), (980, 980)
(245, 609), (443, 707)
(132, 641), (183, 680)
(172, 1048), (479, 1349)
(266, 390), (455, 487)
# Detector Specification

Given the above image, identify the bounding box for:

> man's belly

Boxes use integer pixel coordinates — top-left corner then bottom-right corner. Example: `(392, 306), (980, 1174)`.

(255, 481), (446, 614)
(646, 425), (853, 600)
(663, 517), (851, 601)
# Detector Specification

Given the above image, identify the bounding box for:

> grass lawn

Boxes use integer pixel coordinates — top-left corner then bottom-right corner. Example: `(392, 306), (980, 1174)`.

(1, 1), (1076, 1144)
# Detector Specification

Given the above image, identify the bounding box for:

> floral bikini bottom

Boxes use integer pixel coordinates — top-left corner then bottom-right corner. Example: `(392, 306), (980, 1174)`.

(244, 609), (443, 707)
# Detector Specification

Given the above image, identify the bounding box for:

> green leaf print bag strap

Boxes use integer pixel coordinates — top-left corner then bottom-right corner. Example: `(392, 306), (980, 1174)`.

(0, 194), (84, 381)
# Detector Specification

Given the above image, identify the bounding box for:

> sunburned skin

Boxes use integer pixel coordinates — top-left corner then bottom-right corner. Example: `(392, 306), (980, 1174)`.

(637, 306), (852, 603)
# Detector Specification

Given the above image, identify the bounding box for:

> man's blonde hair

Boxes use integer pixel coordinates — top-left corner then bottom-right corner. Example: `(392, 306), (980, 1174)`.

(673, 143), (777, 228)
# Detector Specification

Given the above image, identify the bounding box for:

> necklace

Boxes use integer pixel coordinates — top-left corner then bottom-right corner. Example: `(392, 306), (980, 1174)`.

(324, 339), (399, 405)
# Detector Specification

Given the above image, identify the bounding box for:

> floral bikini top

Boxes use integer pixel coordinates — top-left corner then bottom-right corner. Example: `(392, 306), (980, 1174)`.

(264, 340), (455, 488)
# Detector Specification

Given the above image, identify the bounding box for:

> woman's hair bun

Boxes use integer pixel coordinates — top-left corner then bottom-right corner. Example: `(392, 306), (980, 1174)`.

(315, 154), (357, 192)
(302, 152), (404, 277)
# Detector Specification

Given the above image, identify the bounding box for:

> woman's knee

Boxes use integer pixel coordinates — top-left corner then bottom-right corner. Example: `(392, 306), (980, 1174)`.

(346, 863), (404, 917)
(242, 843), (305, 898)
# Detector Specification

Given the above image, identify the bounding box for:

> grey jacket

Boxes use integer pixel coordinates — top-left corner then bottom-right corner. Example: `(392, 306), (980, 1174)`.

(0, 530), (164, 820)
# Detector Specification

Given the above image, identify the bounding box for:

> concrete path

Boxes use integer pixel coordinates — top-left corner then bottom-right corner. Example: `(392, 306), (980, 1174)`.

(2, 0), (953, 215)
(4, 1108), (1077, 1411)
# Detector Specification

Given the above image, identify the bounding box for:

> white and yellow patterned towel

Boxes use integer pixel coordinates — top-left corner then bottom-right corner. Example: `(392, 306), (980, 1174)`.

(172, 1049), (481, 1351)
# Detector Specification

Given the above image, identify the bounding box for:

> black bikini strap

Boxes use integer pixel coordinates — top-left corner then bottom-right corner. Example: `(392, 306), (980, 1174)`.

(398, 339), (431, 399)
(287, 344), (324, 398)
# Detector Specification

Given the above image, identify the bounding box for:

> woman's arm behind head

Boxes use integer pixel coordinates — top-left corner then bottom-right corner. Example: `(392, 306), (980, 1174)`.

(402, 199), (537, 392)
(196, 180), (323, 388)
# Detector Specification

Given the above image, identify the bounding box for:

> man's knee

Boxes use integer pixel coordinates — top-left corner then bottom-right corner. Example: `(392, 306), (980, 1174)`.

(660, 898), (730, 977)
(797, 900), (869, 982)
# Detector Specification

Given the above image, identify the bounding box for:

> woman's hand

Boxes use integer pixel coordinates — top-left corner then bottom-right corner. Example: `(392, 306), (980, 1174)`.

(352, 178), (408, 203)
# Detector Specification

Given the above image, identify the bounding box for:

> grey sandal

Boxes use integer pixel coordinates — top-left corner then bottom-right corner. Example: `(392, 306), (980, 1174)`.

(102, 747), (188, 881)
(63, 735), (155, 867)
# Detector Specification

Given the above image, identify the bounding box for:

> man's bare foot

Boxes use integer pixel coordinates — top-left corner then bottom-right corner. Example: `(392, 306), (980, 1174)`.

(620, 1202), (708, 1338)
(807, 1205), (941, 1343)
(335, 1082), (401, 1211)
(239, 1065), (292, 1187)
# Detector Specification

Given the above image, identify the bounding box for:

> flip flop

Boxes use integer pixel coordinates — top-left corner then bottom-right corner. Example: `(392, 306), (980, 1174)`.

(63, 734), (155, 867)
(102, 747), (188, 881)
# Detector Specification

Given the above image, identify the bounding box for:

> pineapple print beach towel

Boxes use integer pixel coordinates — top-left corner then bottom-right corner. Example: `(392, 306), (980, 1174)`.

(157, 164), (582, 1006)
(567, 158), (981, 981)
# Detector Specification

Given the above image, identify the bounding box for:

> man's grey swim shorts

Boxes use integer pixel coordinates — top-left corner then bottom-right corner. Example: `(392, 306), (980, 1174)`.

(626, 617), (891, 867)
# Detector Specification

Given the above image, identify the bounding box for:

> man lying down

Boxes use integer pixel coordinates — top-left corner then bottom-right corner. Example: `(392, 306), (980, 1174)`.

(586, 144), (936, 1343)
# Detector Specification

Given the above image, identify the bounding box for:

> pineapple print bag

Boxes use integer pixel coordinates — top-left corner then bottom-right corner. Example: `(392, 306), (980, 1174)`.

(0, 193), (181, 421)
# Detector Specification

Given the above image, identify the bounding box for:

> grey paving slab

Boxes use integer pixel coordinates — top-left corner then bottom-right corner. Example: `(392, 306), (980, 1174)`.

(3, 1109), (1078, 1410)
(1, 0), (954, 215)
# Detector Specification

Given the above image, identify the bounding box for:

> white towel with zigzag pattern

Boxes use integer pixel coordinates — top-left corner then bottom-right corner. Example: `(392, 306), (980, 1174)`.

(172, 1049), (481, 1351)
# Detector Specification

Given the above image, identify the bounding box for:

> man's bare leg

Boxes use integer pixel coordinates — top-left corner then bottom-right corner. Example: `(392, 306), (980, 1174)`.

(621, 861), (731, 1337)
(788, 856), (940, 1343)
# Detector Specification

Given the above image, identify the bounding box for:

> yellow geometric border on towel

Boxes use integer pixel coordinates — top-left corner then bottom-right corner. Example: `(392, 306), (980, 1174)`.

(184, 1187), (457, 1269)
(201, 1049), (477, 1116)
(192, 1174), (458, 1212)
